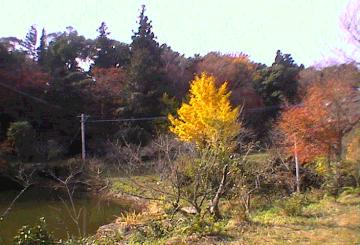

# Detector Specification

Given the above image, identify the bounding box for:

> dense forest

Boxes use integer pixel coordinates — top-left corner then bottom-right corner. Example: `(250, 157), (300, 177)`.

(0, 4), (360, 245)
(0, 5), (309, 160)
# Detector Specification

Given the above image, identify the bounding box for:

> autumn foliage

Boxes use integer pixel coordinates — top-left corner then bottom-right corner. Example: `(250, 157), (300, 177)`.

(169, 73), (241, 152)
(196, 52), (257, 88)
(278, 79), (356, 163)
(196, 52), (261, 106)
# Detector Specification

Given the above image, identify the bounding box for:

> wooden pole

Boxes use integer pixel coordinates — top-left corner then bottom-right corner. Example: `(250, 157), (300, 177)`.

(294, 136), (300, 192)
(81, 113), (86, 161)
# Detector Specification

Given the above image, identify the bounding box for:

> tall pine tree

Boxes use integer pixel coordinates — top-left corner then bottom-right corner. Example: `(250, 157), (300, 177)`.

(254, 50), (303, 113)
(37, 28), (47, 66)
(92, 22), (130, 69)
(22, 25), (38, 59)
(125, 5), (164, 117)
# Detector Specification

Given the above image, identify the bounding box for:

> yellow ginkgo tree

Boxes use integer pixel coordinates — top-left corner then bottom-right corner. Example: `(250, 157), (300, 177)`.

(168, 73), (241, 153)
(168, 73), (242, 218)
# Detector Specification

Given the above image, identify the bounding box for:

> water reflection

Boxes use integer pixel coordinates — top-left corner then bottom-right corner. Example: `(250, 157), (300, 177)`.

(0, 188), (128, 244)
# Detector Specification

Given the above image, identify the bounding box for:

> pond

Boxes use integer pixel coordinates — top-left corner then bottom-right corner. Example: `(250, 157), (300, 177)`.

(0, 188), (130, 244)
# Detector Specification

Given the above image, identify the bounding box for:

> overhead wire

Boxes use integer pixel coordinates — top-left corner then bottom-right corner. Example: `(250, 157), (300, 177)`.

(86, 116), (167, 123)
(0, 81), (63, 110)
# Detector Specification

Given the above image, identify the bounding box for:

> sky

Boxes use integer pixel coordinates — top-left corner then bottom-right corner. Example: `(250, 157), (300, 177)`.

(0, 0), (355, 67)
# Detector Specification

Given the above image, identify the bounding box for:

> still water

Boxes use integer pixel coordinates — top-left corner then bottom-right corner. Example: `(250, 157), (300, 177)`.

(0, 188), (130, 244)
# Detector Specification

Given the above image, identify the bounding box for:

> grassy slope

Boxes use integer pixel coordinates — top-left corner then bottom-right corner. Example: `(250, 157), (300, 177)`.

(106, 178), (360, 244)
(103, 153), (360, 245)
(227, 192), (360, 245)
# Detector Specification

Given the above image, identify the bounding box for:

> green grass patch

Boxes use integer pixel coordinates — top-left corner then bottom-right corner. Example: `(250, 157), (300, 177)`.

(246, 152), (270, 163)
(108, 175), (162, 196)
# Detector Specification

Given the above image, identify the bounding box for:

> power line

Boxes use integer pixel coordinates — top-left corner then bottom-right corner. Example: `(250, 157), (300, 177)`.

(84, 104), (305, 122)
(0, 77), (306, 125)
(246, 103), (303, 113)
(0, 77), (304, 116)
(0, 81), (63, 110)
(86, 116), (167, 123)
(85, 104), (305, 119)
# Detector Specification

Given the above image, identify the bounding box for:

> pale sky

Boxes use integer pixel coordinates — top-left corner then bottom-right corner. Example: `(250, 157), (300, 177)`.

(0, 0), (355, 67)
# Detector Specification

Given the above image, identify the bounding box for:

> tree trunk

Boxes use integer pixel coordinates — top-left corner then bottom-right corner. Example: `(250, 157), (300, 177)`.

(210, 164), (229, 219)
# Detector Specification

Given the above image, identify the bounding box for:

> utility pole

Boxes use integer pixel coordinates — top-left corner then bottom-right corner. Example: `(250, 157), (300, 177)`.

(294, 136), (300, 193)
(80, 114), (87, 161)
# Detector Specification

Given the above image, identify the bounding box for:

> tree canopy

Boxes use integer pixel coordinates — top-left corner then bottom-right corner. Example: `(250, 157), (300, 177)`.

(0, 4), (358, 161)
(169, 73), (241, 152)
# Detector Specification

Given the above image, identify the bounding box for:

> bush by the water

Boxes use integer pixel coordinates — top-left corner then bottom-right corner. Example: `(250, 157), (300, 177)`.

(13, 217), (54, 245)
(6, 121), (36, 161)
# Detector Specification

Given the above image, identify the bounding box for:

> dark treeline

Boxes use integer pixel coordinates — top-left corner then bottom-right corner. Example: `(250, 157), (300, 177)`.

(0, 5), (358, 164)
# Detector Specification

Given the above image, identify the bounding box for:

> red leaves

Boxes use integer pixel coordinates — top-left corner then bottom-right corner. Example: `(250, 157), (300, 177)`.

(90, 67), (125, 97)
(278, 79), (355, 163)
(0, 60), (49, 90)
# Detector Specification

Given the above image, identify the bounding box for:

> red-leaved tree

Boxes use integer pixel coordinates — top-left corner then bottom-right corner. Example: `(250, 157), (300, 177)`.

(278, 79), (357, 163)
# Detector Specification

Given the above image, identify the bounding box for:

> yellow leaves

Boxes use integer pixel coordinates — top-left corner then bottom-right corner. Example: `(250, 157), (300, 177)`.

(168, 73), (241, 152)
(313, 156), (330, 175)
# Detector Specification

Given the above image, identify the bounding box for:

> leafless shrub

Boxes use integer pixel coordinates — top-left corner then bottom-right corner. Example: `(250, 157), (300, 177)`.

(0, 166), (35, 222)
(46, 158), (107, 237)
(111, 134), (260, 219)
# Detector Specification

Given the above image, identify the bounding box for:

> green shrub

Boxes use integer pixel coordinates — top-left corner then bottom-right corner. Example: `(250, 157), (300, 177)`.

(339, 161), (360, 187)
(60, 237), (98, 245)
(13, 217), (54, 245)
(147, 220), (168, 239)
(312, 157), (360, 194)
(179, 216), (228, 236)
(7, 121), (36, 161)
(128, 220), (170, 244)
(251, 207), (282, 224)
(128, 228), (148, 244)
(277, 193), (310, 216)
(341, 186), (360, 195)
(61, 238), (84, 245)
(46, 139), (65, 160)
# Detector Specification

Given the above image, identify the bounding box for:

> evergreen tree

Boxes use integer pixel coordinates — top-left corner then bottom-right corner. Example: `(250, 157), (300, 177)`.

(254, 50), (303, 114)
(97, 21), (110, 38)
(46, 27), (89, 75)
(92, 22), (130, 68)
(22, 25), (38, 59)
(251, 50), (303, 139)
(126, 5), (164, 117)
(37, 28), (47, 66)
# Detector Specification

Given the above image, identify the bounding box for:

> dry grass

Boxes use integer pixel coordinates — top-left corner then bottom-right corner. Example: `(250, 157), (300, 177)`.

(227, 192), (360, 245)
(107, 174), (360, 245)
(118, 211), (145, 226)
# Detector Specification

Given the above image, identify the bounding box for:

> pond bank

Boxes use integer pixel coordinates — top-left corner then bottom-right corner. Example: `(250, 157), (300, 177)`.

(0, 184), (139, 244)
(94, 179), (360, 244)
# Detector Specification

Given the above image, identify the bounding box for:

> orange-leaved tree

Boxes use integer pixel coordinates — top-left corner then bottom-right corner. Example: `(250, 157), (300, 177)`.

(168, 73), (241, 153)
(278, 79), (356, 164)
